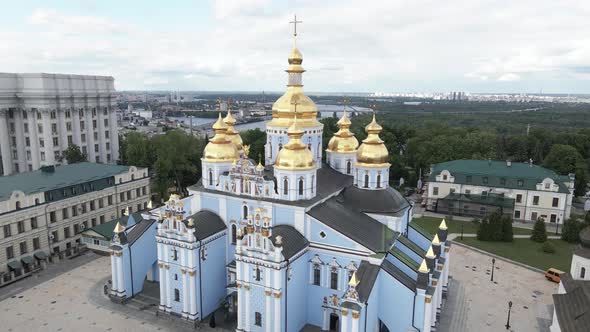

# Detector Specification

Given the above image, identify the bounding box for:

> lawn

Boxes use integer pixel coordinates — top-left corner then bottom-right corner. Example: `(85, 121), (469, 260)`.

(456, 238), (575, 272)
(413, 216), (531, 236)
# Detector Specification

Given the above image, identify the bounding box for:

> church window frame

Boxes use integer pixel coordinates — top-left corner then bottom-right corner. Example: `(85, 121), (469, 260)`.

(242, 205), (248, 220)
(208, 169), (213, 186)
(174, 288), (180, 302)
(330, 268), (339, 290)
(313, 264), (321, 286)
(346, 161), (351, 174)
(283, 177), (289, 196)
(231, 223), (237, 245)
(255, 266), (262, 281)
(364, 173), (369, 188)
(582, 267), (586, 279)
(298, 177), (304, 196)
(377, 173), (382, 188)
(255, 312), (262, 326)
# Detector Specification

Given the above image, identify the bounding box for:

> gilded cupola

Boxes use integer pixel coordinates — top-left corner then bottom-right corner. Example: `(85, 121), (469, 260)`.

(223, 110), (244, 155)
(274, 112), (315, 170)
(355, 114), (390, 167)
(326, 110), (359, 153)
(267, 46), (321, 128)
(202, 112), (240, 163)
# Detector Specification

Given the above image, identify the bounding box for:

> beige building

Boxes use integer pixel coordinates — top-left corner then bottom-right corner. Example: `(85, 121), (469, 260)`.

(0, 73), (119, 176)
(426, 159), (574, 224)
(0, 162), (149, 286)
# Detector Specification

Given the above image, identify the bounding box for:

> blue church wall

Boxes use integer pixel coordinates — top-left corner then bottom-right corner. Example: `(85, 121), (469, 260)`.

(273, 206), (294, 227)
(365, 282), (380, 332)
(377, 271), (415, 332)
(201, 196), (219, 214)
(247, 285), (268, 332)
(398, 207), (412, 235)
(394, 241), (423, 265)
(127, 221), (158, 297)
(168, 263), (185, 313)
(286, 254), (308, 332)
(199, 234), (228, 318)
(308, 217), (367, 251)
(305, 251), (362, 327)
(413, 293), (426, 330)
(408, 227), (431, 251)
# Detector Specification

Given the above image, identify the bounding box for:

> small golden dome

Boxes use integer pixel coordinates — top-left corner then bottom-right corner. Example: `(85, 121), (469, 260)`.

(223, 110), (244, 154)
(356, 114), (390, 167)
(256, 161), (264, 172)
(274, 113), (315, 170)
(202, 112), (239, 163)
(327, 111), (359, 153)
(288, 47), (303, 64)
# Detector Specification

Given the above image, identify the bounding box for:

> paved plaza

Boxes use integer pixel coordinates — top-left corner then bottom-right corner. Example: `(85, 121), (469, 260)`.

(439, 245), (558, 332)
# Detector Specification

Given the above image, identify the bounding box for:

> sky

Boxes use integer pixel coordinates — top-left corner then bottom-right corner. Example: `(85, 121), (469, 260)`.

(1, 0), (590, 94)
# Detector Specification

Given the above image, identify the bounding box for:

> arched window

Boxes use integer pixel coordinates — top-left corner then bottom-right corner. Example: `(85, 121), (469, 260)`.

(317, 142), (321, 159)
(377, 174), (382, 188)
(582, 267), (587, 279)
(131, 174), (135, 181)
(279, 143), (283, 151)
(231, 224), (237, 244)
(299, 178), (304, 195)
(346, 161), (351, 174)
(243, 205), (248, 219)
(364, 173), (369, 188)
(311, 175), (315, 194)
(283, 178), (288, 195)
(15, 201), (21, 210)
(269, 143), (272, 158)
(208, 169), (213, 186)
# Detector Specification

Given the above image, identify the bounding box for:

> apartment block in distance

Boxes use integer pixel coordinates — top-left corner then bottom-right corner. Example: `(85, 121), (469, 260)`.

(0, 162), (149, 286)
(425, 159), (574, 223)
(0, 73), (119, 176)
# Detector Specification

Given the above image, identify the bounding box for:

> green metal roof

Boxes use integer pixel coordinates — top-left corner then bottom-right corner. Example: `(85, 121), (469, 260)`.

(82, 212), (144, 240)
(429, 160), (571, 193)
(0, 163), (130, 201)
(440, 193), (515, 208)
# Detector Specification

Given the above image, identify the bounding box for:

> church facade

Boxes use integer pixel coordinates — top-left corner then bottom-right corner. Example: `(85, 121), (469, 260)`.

(110, 39), (450, 332)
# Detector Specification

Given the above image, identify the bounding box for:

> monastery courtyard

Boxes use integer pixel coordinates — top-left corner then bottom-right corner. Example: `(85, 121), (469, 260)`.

(0, 245), (557, 332)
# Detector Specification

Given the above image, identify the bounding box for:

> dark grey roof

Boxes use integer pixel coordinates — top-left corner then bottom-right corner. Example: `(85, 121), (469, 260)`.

(127, 218), (156, 245)
(270, 225), (308, 260)
(189, 210), (226, 240)
(380, 259), (416, 292)
(307, 197), (397, 253)
(188, 164), (352, 208)
(356, 261), (380, 303)
(553, 274), (590, 332)
(574, 245), (590, 260)
(337, 186), (410, 216)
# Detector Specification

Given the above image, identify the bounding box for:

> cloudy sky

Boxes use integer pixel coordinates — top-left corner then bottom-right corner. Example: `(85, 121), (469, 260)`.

(2, 0), (590, 93)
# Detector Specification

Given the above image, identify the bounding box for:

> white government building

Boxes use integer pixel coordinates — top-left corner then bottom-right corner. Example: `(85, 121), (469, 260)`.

(0, 73), (119, 176)
(426, 159), (574, 224)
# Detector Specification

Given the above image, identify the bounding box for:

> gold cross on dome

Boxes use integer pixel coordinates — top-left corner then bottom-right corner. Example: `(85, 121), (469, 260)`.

(289, 14), (302, 38)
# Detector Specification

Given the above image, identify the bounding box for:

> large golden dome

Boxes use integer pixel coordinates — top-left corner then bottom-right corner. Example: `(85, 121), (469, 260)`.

(267, 47), (322, 128)
(356, 114), (390, 167)
(202, 112), (240, 163)
(223, 110), (244, 155)
(326, 111), (359, 153)
(274, 114), (315, 170)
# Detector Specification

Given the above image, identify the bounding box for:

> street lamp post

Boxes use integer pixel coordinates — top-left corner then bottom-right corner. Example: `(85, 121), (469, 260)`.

(556, 218), (559, 235)
(461, 223), (464, 240)
(505, 301), (513, 330)
(491, 258), (496, 282)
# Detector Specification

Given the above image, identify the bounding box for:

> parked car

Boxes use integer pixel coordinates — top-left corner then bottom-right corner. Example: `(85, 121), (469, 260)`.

(544, 268), (565, 283)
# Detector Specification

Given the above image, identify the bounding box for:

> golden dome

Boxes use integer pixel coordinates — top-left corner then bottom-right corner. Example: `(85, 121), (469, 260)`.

(202, 112), (240, 163)
(355, 114), (390, 167)
(274, 113), (315, 170)
(268, 47), (322, 128)
(327, 111), (359, 153)
(223, 110), (244, 154)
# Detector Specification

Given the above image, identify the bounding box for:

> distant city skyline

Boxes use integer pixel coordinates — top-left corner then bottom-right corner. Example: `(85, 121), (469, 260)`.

(2, 1), (590, 93)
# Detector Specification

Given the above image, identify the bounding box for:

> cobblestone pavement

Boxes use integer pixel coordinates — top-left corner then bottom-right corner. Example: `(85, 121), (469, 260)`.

(438, 245), (558, 332)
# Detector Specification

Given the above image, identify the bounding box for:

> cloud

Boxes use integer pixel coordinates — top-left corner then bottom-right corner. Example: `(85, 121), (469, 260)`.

(1, 1), (589, 92)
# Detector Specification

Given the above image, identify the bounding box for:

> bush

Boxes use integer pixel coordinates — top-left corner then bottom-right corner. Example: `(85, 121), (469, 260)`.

(477, 211), (513, 242)
(501, 214), (513, 242)
(531, 217), (547, 243)
(542, 241), (556, 253)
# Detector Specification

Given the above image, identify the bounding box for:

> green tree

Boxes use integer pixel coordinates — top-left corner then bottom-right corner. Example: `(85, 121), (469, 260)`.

(501, 213), (513, 242)
(119, 132), (155, 167)
(62, 144), (87, 164)
(561, 217), (584, 243)
(543, 144), (588, 196)
(241, 128), (266, 163)
(531, 217), (548, 242)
